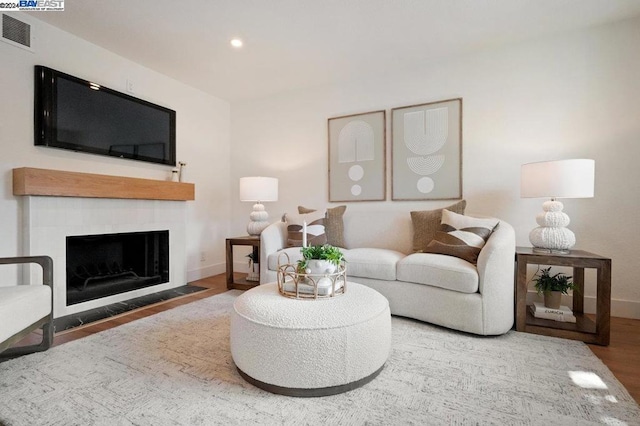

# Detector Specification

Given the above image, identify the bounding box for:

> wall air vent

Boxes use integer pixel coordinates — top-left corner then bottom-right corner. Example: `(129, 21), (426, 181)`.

(1, 13), (34, 52)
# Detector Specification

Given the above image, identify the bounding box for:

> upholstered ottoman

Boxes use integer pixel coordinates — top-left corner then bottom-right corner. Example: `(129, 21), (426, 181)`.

(230, 282), (391, 397)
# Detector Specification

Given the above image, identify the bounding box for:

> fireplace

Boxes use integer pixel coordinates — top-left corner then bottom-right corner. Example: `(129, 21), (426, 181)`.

(66, 230), (170, 305)
(16, 168), (193, 319)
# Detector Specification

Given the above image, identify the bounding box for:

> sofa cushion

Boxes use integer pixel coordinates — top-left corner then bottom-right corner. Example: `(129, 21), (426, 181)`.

(424, 210), (499, 264)
(396, 253), (479, 293)
(268, 247), (304, 272)
(410, 200), (466, 253)
(343, 248), (405, 281)
(0, 285), (51, 343)
(286, 210), (327, 247)
(325, 205), (347, 248)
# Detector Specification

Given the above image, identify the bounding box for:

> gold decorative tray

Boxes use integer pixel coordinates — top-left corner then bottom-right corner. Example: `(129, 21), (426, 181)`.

(276, 254), (347, 299)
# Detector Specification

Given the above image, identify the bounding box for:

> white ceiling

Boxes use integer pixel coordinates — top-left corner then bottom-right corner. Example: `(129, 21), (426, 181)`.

(28, 0), (640, 102)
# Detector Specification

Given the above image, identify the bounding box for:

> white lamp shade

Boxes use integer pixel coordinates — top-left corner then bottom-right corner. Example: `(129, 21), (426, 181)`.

(521, 159), (595, 199)
(239, 177), (278, 202)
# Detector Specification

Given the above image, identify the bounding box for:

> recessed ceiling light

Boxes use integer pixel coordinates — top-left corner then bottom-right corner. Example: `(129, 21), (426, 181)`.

(230, 38), (243, 48)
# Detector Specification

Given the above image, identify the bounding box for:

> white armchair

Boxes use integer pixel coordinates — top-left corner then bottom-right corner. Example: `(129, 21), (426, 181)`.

(0, 256), (54, 357)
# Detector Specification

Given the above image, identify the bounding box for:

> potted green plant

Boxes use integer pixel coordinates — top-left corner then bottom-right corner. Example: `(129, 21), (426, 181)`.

(532, 267), (574, 309)
(298, 244), (345, 275)
(245, 252), (259, 282)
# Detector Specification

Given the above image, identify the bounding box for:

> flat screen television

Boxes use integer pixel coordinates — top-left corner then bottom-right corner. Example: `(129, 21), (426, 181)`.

(34, 65), (176, 166)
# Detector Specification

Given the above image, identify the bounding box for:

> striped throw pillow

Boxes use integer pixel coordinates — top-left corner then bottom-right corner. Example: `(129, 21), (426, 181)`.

(424, 210), (499, 264)
(410, 200), (466, 253)
(286, 210), (327, 247)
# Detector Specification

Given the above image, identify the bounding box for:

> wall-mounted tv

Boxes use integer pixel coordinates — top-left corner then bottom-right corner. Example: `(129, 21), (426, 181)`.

(35, 65), (176, 166)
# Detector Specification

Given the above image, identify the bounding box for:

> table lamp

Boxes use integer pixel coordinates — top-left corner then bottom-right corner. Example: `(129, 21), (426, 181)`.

(239, 176), (278, 236)
(520, 159), (595, 253)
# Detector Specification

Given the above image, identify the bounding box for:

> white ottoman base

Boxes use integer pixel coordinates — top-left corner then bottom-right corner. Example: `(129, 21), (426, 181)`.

(230, 282), (391, 397)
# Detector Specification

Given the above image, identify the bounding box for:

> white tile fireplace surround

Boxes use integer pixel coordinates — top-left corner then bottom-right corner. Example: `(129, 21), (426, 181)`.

(14, 168), (195, 319)
(23, 196), (187, 318)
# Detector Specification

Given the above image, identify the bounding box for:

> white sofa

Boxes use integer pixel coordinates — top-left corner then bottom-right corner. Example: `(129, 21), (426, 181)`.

(260, 210), (516, 336)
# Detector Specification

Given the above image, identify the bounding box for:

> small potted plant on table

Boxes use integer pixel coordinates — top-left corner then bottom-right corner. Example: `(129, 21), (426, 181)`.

(533, 266), (574, 309)
(245, 252), (259, 282)
(298, 244), (345, 275)
(275, 244), (346, 298)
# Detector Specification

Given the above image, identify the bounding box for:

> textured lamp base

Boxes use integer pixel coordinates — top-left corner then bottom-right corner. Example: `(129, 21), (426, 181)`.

(246, 220), (269, 236)
(531, 246), (571, 255)
(529, 199), (576, 252)
(246, 202), (269, 236)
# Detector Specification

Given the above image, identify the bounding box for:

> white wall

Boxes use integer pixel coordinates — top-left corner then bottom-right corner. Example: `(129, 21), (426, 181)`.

(231, 17), (640, 318)
(0, 13), (231, 283)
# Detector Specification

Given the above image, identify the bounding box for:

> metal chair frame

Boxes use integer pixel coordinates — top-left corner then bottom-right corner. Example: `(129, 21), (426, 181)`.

(0, 256), (54, 357)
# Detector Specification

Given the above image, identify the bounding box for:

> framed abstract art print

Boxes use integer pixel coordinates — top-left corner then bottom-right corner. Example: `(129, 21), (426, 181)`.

(391, 98), (462, 200)
(328, 110), (386, 202)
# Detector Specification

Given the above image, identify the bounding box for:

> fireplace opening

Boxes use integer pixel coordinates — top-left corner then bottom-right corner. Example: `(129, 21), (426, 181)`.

(66, 230), (169, 305)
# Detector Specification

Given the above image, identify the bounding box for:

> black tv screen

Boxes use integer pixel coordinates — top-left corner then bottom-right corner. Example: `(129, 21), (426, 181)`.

(35, 65), (176, 166)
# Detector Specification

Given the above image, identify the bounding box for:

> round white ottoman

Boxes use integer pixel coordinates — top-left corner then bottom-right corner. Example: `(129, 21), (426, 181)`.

(230, 282), (391, 397)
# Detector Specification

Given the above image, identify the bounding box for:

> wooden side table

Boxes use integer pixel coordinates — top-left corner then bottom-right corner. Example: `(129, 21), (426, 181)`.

(226, 236), (261, 290)
(515, 247), (612, 345)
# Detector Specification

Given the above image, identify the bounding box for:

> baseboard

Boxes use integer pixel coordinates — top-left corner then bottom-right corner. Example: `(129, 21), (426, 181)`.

(187, 263), (225, 283)
(187, 261), (256, 284)
(610, 298), (640, 320)
(526, 290), (640, 319)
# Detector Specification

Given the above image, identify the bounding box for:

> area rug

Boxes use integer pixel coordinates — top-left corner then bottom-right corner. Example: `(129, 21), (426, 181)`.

(1, 291), (638, 426)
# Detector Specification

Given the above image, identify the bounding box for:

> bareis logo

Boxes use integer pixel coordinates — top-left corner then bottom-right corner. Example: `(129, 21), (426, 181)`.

(0, 0), (63, 11)
(20, 0), (63, 7)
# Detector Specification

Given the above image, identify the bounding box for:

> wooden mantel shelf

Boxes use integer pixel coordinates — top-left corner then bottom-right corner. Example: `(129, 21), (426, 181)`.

(13, 167), (195, 201)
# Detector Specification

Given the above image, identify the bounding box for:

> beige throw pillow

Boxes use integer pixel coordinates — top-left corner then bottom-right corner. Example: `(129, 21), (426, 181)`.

(297, 205), (316, 214)
(424, 210), (499, 265)
(411, 200), (466, 252)
(325, 205), (347, 248)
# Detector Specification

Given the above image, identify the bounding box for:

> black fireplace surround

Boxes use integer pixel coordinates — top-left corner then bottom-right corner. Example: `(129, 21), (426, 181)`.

(66, 230), (169, 305)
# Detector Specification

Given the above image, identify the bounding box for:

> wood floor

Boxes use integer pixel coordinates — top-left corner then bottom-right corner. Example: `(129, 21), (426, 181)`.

(587, 317), (640, 404)
(45, 274), (229, 347)
(9, 273), (640, 404)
